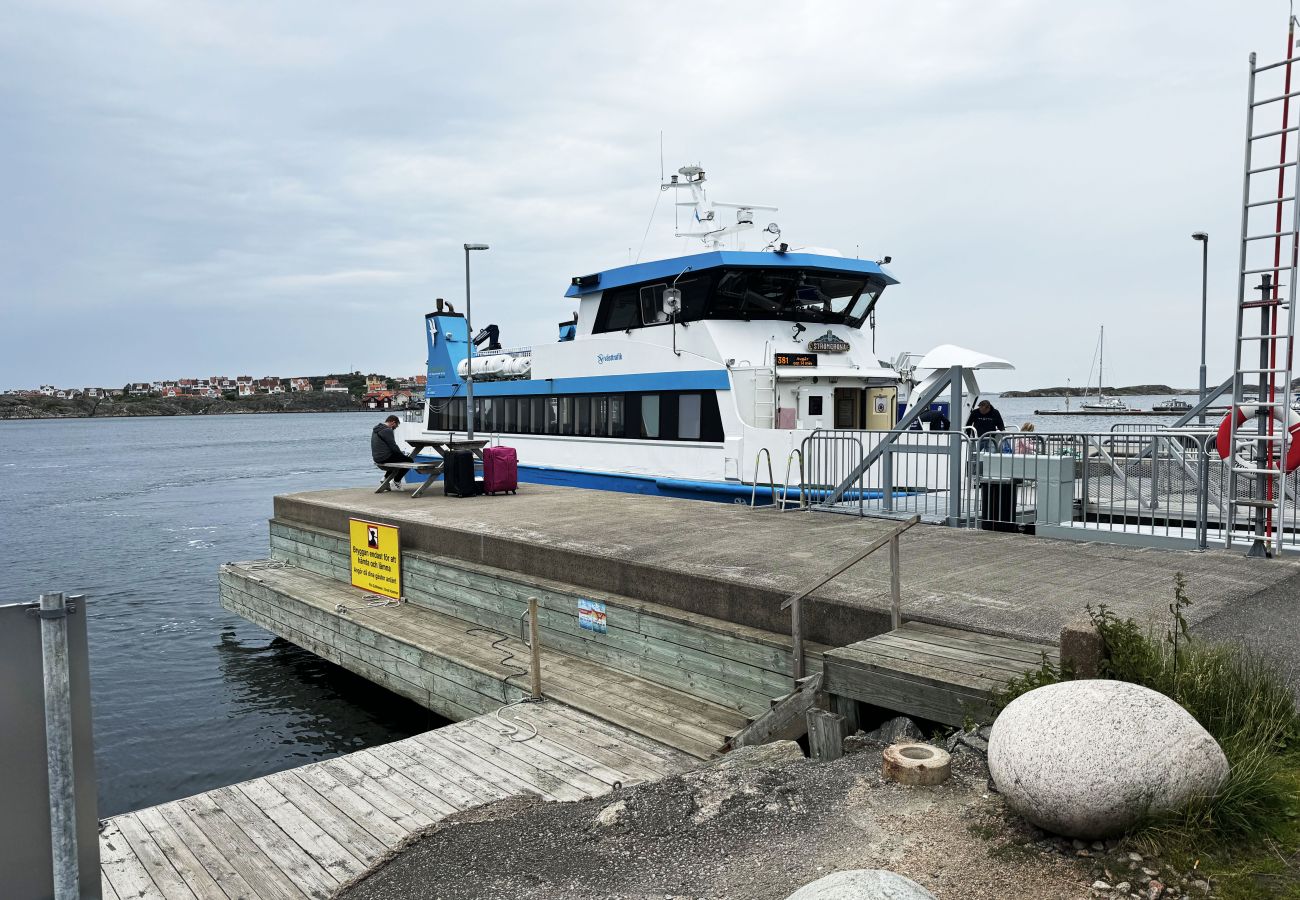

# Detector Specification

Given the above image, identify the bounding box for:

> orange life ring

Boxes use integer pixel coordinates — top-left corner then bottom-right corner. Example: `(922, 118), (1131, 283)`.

(1215, 403), (1300, 472)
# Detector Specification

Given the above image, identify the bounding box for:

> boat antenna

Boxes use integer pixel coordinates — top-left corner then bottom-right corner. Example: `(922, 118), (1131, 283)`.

(659, 130), (664, 183)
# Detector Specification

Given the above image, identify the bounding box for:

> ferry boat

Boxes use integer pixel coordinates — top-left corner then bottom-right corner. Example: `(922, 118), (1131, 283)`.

(400, 165), (1013, 502)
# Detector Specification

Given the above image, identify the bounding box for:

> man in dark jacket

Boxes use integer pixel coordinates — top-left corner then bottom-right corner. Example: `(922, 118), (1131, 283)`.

(965, 399), (1005, 449)
(372, 415), (412, 489)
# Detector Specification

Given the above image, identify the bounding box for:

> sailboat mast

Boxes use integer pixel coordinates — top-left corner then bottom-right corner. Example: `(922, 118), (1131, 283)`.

(1099, 325), (1104, 397)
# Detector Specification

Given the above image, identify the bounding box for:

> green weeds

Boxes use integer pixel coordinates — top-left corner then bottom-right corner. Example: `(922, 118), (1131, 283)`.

(994, 573), (1300, 890)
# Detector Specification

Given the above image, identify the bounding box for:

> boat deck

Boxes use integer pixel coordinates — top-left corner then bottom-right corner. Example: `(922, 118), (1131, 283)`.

(99, 702), (695, 900)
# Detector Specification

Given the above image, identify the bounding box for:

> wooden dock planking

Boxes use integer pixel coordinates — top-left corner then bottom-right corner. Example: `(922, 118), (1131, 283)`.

(822, 621), (1059, 727)
(102, 703), (694, 900)
(220, 560), (749, 758)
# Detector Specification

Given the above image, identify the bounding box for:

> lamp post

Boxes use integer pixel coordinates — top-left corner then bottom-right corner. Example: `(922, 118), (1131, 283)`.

(1192, 232), (1209, 424)
(463, 243), (489, 439)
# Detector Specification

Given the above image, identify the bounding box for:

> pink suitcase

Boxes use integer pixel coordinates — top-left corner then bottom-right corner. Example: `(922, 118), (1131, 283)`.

(482, 446), (518, 495)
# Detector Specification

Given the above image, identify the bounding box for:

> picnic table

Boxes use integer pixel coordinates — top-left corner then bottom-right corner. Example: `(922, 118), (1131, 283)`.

(375, 438), (489, 498)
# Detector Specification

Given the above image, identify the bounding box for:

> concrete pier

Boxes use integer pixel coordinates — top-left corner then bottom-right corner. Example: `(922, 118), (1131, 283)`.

(269, 484), (1300, 645)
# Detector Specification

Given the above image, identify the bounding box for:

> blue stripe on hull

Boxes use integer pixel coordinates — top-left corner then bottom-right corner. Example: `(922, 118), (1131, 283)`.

(407, 457), (900, 505)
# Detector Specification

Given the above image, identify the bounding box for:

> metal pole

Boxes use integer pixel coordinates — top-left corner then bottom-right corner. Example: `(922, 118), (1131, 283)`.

(1253, 294), (1271, 557)
(1199, 235), (1209, 425)
(40, 592), (79, 900)
(464, 246), (475, 441)
(527, 597), (542, 700)
(948, 367), (964, 524)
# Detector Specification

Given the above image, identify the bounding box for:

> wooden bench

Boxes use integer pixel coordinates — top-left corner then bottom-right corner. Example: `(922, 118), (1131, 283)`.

(375, 461), (443, 495)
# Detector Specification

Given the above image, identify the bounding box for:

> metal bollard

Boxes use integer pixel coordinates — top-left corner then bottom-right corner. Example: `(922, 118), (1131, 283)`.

(39, 592), (79, 900)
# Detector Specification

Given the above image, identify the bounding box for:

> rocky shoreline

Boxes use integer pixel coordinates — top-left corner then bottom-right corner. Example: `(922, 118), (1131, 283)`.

(0, 392), (382, 420)
(999, 385), (1195, 399)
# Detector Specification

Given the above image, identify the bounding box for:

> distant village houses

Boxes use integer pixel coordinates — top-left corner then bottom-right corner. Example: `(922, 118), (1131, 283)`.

(7, 372), (411, 403)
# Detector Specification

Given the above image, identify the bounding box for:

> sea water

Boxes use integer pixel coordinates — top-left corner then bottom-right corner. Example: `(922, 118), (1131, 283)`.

(0, 411), (445, 817)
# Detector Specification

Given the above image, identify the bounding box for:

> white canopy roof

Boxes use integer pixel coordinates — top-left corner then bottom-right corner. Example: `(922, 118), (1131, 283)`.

(916, 344), (1015, 371)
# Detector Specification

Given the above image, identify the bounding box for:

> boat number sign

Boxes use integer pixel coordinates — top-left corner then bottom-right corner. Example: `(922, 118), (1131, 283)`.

(349, 518), (402, 600)
(578, 599), (608, 634)
(808, 331), (850, 353)
(775, 352), (818, 367)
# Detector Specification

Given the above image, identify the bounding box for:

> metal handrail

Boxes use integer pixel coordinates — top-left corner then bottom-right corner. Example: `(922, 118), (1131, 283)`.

(779, 515), (921, 682)
(781, 449), (804, 511)
(750, 448), (777, 508)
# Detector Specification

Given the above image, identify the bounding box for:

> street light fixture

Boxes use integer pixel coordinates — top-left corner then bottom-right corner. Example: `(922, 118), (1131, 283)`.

(463, 243), (490, 440)
(1192, 232), (1209, 424)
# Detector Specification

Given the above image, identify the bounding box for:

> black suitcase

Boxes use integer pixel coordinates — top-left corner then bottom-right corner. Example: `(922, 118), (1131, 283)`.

(443, 449), (479, 498)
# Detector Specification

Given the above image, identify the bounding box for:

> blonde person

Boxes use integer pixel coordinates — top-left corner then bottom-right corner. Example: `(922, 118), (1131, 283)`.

(1014, 422), (1038, 454)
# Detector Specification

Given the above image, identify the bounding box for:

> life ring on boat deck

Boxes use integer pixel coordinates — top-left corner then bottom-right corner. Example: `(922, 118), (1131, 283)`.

(1215, 403), (1300, 472)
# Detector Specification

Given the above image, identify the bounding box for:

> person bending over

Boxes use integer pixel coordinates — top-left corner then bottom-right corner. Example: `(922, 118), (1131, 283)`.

(371, 415), (412, 489)
(965, 399), (1005, 450)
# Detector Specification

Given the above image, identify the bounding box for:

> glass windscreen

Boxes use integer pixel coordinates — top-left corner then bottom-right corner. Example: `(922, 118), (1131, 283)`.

(711, 269), (875, 325)
(593, 268), (882, 333)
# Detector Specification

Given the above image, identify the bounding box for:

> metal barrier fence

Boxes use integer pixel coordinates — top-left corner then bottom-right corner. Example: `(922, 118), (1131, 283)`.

(799, 426), (1300, 554)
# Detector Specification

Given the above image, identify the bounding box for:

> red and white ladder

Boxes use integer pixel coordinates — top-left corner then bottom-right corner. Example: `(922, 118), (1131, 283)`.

(1227, 19), (1300, 556)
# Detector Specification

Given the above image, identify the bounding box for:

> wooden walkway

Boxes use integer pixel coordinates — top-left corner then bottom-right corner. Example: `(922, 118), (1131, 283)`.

(221, 559), (755, 759)
(99, 702), (695, 900)
(821, 621), (1059, 726)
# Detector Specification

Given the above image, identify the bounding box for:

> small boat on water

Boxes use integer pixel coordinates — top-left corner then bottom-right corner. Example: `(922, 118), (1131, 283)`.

(399, 164), (1014, 501)
(1080, 325), (1128, 411)
(1154, 398), (1193, 413)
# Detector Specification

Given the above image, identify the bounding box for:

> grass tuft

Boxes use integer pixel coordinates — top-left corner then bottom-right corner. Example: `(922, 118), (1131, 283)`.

(995, 572), (1300, 861)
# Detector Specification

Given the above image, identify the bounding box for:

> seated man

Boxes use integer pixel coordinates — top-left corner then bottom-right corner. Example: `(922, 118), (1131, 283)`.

(371, 415), (413, 490)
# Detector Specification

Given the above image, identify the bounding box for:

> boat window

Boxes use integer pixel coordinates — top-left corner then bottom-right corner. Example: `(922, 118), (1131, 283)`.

(560, 396), (574, 435)
(641, 395), (660, 439)
(678, 393), (701, 440)
(503, 398), (515, 432)
(709, 268), (876, 325)
(576, 396), (591, 435)
(593, 275), (712, 333)
(609, 395), (625, 437)
(530, 397), (544, 434)
(808, 395), (823, 416)
(593, 396), (608, 435)
(594, 286), (641, 332)
(545, 397), (559, 434)
(640, 284), (669, 326)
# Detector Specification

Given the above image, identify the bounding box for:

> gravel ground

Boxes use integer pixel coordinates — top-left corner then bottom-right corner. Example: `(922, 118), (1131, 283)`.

(335, 737), (1097, 900)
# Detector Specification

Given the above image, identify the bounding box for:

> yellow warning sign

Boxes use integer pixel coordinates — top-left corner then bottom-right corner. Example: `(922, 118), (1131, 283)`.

(349, 518), (401, 600)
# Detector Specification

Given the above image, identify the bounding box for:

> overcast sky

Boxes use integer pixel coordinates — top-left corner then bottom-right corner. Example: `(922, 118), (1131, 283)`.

(1, 1), (1293, 390)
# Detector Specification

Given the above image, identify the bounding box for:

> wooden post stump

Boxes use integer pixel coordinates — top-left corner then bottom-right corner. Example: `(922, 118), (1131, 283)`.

(806, 708), (848, 762)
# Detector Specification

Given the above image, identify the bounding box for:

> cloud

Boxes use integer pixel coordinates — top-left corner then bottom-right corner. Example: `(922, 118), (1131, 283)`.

(0, 0), (1288, 389)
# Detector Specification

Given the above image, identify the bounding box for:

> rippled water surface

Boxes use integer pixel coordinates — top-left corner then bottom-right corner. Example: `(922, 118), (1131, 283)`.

(0, 412), (445, 817)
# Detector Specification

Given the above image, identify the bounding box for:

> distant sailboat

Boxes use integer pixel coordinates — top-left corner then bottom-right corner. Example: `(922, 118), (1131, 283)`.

(1081, 326), (1128, 411)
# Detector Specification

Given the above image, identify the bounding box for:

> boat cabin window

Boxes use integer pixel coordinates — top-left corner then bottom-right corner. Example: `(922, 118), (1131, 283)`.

(427, 390), (720, 441)
(641, 395), (660, 439)
(808, 395), (823, 416)
(711, 269), (875, 324)
(640, 285), (668, 325)
(592, 268), (881, 333)
(678, 393), (701, 440)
